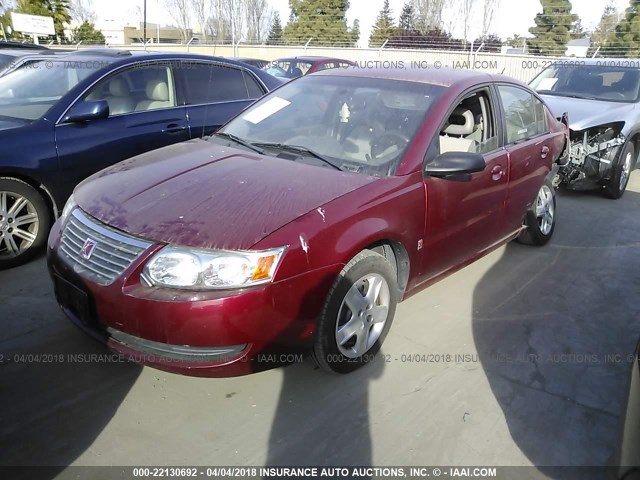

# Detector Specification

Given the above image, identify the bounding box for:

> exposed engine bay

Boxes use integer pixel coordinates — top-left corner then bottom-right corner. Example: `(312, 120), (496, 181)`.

(557, 123), (627, 189)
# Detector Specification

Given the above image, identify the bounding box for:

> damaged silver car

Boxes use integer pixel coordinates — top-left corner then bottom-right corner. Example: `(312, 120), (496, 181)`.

(530, 61), (640, 199)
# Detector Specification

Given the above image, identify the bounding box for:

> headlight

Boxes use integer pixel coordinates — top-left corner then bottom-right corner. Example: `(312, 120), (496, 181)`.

(142, 245), (287, 290)
(60, 194), (77, 223)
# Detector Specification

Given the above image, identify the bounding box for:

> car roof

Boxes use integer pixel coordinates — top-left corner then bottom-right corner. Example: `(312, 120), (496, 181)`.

(275, 56), (351, 63)
(0, 49), (54, 58)
(313, 66), (524, 88)
(0, 41), (50, 51)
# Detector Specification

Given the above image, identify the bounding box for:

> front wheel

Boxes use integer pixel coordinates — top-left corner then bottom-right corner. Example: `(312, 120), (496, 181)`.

(517, 180), (556, 246)
(312, 250), (398, 374)
(604, 142), (635, 200)
(0, 178), (51, 269)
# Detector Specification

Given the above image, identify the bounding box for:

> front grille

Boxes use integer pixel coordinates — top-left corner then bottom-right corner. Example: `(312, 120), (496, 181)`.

(59, 209), (153, 286)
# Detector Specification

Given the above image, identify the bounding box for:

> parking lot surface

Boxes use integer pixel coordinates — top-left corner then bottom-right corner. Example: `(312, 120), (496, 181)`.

(2, 175), (640, 479)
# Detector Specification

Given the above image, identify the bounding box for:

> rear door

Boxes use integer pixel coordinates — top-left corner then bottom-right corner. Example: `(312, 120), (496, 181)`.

(495, 84), (553, 232)
(176, 61), (267, 138)
(55, 61), (189, 187)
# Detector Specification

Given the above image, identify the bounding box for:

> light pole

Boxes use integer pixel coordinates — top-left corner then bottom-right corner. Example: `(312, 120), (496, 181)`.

(143, 0), (147, 44)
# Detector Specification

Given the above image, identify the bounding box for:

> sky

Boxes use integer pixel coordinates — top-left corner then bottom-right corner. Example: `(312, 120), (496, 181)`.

(93, 0), (633, 47)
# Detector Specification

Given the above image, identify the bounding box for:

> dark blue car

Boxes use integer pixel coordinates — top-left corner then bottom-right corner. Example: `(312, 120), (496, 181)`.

(0, 49), (283, 268)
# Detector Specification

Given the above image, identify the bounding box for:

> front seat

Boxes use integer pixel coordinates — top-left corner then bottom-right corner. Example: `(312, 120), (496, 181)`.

(135, 79), (172, 112)
(440, 108), (477, 154)
(103, 77), (135, 115)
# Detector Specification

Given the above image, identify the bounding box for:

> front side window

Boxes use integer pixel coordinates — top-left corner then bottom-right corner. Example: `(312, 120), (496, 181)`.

(498, 85), (546, 144)
(214, 75), (443, 177)
(83, 63), (176, 115)
(0, 60), (98, 120)
(438, 90), (498, 156)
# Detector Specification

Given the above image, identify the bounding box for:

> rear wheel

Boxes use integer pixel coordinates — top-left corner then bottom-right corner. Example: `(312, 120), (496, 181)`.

(0, 178), (51, 269)
(312, 250), (397, 374)
(604, 142), (634, 200)
(517, 180), (556, 246)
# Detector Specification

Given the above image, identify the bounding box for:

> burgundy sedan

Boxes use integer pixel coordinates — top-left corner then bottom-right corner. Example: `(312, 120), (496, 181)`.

(47, 68), (568, 377)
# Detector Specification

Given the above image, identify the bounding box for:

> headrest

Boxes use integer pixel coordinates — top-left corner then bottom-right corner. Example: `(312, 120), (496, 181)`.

(443, 108), (475, 135)
(108, 77), (128, 97)
(146, 79), (169, 101)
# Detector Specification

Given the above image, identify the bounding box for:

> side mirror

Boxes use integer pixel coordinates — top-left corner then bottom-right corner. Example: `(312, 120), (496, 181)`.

(426, 151), (486, 181)
(63, 100), (109, 124)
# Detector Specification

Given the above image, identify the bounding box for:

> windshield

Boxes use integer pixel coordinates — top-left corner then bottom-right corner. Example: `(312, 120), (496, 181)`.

(530, 64), (640, 103)
(0, 60), (98, 120)
(215, 75), (443, 177)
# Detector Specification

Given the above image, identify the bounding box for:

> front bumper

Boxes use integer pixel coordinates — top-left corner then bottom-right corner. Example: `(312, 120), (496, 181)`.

(47, 216), (342, 377)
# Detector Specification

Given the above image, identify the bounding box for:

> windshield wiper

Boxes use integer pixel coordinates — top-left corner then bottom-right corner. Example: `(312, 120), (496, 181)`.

(213, 132), (265, 155)
(539, 92), (600, 100)
(254, 143), (342, 171)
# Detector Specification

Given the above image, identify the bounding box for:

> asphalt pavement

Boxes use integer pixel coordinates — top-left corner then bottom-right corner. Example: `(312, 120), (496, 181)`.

(1, 175), (640, 480)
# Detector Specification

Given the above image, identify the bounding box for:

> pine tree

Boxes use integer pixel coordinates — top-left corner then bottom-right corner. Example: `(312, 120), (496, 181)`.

(528, 0), (578, 56)
(603, 0), (640, 58)
(369, 0), (395, 48)
(398, 2), (415, 31)
(349, 18), (360, 46)
(589, 2), (622, 56)
(267, 11), (283, 45)
(283, 0), (355, 47)
(72, 20), (104, 44)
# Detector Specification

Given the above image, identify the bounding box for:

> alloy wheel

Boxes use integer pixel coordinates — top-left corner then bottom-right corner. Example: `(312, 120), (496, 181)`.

(620, 151), (633, 191)
(535, 184), (555, 236)
(0, 191), (39, 258)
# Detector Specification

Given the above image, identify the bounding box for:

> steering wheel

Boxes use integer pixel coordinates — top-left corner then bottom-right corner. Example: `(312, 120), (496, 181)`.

(371, 132), (411, 162)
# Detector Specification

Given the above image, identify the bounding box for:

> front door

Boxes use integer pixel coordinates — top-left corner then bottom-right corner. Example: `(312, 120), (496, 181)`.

(421, 88), (510, 280)
(55, 62), (189, 190)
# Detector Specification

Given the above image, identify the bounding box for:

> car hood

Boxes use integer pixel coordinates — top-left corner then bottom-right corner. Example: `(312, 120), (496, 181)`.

(75, 139), (377, 250)
(539, 95), (637, 132)
(0, 117), (27, 131)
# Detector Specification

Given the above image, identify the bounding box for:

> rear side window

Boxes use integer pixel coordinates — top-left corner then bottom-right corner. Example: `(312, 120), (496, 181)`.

(242, 71), (265, 99)
(180, 62), (251, 104)
(498, 85), (548, 144)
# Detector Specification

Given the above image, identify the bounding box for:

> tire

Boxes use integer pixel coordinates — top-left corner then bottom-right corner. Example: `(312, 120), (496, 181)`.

(312, 249), (398, 374)
(604, 142), (635, 200)
(517, 179), (556, 246)
(0, 177), (51, 269)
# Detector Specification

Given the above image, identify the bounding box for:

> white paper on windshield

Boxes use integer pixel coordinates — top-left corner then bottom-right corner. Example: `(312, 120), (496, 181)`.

(242, 97), (291, 124)
(536, 78), (558, 90)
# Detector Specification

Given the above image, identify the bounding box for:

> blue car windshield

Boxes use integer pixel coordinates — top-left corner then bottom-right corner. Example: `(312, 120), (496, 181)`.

(0, 60), (97, 120)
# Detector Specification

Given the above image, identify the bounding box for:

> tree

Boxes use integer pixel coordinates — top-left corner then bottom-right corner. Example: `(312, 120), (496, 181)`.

(71, 19), (103, 43)
(459, 0), (476, 44)
(17, 0), (72, 43)
(602, 0), (640, 58)
(267, 11), (283, 45)
(589, 2), (622, 56)
(283, 0), (355, 47)
(506, 33), (526, 47)
(473, 33), (502, 52)
(349, 18), (359, 46)
(481, 0), (500, 38)
(413, 0), (447, 33)
(369, 0), (395, 47)
(528, 0), (578, 56)
(246, 0), (270, 43)
(570, 17), (586, 39)
(164, 0), (191, 41)
(398, 1), (415, 31)
(191, 0), (212, 42)
(71, 0), (95, 23)
(388, 27), (464, 49)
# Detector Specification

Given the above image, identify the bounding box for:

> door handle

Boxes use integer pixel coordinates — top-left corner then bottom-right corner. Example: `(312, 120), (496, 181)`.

(541, 146), (550, 159)
(490, 165), (505, 181)
(162, 124), (187, 134)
